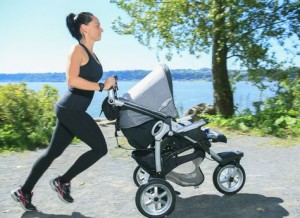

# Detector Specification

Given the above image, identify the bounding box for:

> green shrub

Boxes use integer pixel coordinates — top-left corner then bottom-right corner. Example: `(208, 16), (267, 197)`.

(206, 68), (300, 138)
(0, 83), (59, 151)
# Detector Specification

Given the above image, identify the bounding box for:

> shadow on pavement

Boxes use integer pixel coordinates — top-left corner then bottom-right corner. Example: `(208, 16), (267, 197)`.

(21, 211), (93, 218)
(18, 194), (289, 217)
(172, 193), (289, 218)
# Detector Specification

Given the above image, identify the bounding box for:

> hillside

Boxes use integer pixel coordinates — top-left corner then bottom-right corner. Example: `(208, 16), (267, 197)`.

(0, 68), (214, 82)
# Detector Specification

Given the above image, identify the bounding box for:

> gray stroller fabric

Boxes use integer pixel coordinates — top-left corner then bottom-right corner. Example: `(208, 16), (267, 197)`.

(119, 64), (177, 129)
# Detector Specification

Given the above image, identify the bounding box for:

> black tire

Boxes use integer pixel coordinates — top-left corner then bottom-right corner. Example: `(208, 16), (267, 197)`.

(213, 163), (246, 195)
(133, 166), (150, 187)
(135, 178), (176, 218)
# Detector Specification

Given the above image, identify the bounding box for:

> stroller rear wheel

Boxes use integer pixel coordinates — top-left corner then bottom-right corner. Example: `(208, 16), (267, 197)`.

(135, 178), (176, 218)
(133, 165), (150, 187)
(213, 163), (246, 195)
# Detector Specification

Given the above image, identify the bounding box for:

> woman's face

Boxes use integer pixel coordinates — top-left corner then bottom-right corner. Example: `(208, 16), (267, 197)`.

(82, 16), (103, 41)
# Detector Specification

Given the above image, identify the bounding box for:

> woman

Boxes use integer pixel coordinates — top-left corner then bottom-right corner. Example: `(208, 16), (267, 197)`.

(11, 12), (115, 211)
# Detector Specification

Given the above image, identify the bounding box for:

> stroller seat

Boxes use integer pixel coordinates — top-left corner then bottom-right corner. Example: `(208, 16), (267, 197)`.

(115, 65), (209, 179)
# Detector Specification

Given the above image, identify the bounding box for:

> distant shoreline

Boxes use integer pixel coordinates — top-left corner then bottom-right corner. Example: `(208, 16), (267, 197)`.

(0, 68), (245, 82)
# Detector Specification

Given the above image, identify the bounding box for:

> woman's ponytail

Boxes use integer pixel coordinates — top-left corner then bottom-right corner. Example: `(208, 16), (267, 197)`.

(66, 12), (94, 42)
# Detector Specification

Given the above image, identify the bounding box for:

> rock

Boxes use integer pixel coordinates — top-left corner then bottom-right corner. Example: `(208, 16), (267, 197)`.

(184, 103), (216, 117)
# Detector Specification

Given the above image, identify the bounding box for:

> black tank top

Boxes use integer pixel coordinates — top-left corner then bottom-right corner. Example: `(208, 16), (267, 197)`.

(57, 44), (103, 111)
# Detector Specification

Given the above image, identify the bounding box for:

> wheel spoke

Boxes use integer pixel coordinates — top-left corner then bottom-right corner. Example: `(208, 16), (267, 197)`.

(158, 191), (167, 198)
(155, 202), (161, 210)
(154, 187), (158, 195)
(220, 177), (228, 183)
(226, 169), (233, 176)
(145, 191), (153, 198)
(145, 199), (153, 206)
(233, 177), (239, 184)
(221, 171), (227, 178)
(159, 199), (167, 206)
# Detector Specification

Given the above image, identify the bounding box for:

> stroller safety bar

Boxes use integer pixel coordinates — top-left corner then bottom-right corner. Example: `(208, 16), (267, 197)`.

(175, 119), (208, 133)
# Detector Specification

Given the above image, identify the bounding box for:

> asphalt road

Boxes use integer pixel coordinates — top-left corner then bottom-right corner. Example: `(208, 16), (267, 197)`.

(1, 122), (299, 218)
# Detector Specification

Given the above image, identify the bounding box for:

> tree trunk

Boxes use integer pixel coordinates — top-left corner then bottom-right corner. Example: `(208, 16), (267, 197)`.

(212, 42), (234, 117)
(211, 2), (234, 117)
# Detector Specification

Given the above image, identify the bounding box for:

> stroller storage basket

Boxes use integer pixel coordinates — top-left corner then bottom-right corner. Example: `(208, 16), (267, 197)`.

(132, 148), (205, 176)
(131, 149), (156, 174)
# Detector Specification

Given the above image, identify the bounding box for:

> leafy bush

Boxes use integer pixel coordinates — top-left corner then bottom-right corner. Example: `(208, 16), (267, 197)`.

(0, 83), (59, 151)
(206, 68), (300, 138)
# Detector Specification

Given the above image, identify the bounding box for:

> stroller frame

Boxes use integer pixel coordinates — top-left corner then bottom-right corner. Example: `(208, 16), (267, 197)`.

(107, 86), (246, 218)
(108, 89), (242, 173)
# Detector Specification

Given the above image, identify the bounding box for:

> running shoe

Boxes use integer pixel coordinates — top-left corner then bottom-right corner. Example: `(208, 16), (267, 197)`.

(11, 188), (36, 211)
(50, 177), (74, 203)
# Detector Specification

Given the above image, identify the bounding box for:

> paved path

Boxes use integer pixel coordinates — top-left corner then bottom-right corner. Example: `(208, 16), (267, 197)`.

(0, 122), (299, 218)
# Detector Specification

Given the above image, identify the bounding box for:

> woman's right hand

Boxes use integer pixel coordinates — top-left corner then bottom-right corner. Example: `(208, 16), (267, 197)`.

(103, 77), (116, 90)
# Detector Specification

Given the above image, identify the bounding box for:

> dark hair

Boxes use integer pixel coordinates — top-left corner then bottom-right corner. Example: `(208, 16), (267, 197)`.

(66, 12), (94, 42)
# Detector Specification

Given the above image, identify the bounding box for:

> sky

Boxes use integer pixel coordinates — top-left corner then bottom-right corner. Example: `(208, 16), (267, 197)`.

(0, 0), (299, 74)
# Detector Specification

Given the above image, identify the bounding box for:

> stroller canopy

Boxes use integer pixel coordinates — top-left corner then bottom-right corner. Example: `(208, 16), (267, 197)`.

(119, 64), (177, 128)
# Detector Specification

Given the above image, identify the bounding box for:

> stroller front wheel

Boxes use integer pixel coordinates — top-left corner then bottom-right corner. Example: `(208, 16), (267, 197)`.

(213, 163), (246, 195)
(135, 178), (176, 218)
(133, 165), (150, 187)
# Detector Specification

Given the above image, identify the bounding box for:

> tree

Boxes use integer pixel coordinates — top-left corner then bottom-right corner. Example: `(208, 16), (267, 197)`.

(111, 0), (300, 117)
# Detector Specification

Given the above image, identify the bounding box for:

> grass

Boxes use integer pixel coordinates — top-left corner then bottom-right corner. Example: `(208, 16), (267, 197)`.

(108, 136), (132, 158)
(207, 122), (300, 147)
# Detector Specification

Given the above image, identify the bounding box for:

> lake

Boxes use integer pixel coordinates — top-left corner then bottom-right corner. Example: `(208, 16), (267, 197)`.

(0, 81), (274, 118)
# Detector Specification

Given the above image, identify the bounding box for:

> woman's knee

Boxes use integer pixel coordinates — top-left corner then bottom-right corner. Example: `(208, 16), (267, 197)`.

(96, 144), (108, 158)
(45, 146), (65, 160)
(92, 143), (107, 158)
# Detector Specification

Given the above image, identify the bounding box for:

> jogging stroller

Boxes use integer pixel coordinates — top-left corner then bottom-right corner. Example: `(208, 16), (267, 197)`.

(103, 64), (246, 218)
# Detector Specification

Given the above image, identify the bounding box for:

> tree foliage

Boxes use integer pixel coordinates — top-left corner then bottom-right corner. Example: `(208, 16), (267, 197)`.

(111, 0), (300, 117)
(0, 83), (59, 151)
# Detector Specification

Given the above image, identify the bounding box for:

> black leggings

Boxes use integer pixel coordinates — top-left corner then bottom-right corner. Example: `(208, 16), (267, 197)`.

(22, 108), (107, 192)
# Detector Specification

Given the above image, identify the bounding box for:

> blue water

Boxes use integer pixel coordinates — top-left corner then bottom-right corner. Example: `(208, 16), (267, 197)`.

(0, 81), (274, 118)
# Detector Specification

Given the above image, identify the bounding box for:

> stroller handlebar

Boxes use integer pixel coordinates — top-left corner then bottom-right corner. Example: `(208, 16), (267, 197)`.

(107, 89), (115, 103)
(107, 75), (118, 104)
